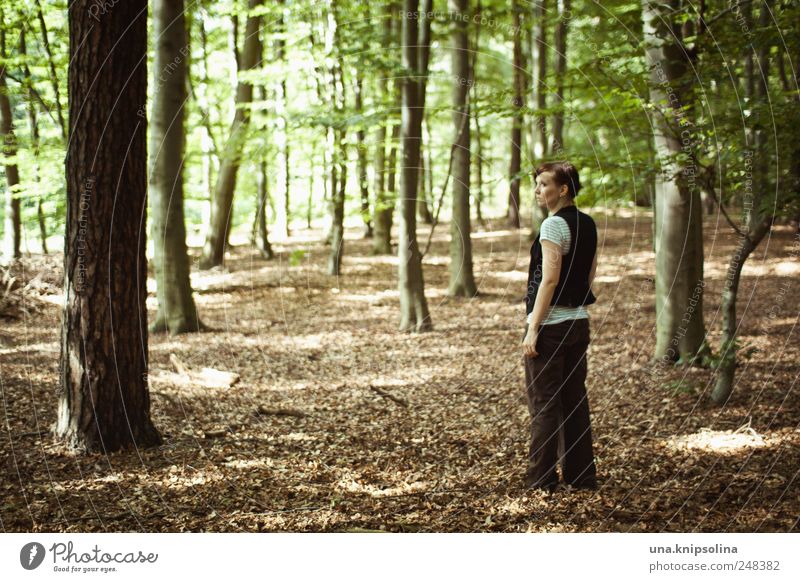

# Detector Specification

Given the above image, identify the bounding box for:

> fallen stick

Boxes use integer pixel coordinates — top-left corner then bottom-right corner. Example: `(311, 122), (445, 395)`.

(369, 385), (408, 408)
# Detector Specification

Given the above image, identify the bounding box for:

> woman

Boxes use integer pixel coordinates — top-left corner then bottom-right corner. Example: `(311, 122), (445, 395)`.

(522, 161), (598, 493)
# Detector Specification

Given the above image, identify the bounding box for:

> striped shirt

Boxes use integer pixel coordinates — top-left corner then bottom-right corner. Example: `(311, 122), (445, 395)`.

(527, 216), (590, 326)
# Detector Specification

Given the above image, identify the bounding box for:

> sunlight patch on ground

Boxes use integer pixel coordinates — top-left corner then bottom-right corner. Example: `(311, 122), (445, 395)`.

(335, 469), (431, 498)
(666, 427), (767, 454)
(0, 341), (59, 355)
(490, 270), (527, 282)
(471, 229), (517, 240)
(223, 458), (274, 470)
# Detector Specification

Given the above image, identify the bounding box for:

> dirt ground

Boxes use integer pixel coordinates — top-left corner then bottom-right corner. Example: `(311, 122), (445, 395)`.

(1, 213), (798, 532)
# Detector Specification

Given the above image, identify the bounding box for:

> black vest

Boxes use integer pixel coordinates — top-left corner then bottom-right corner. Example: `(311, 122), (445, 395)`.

(525, 205), (597, 315)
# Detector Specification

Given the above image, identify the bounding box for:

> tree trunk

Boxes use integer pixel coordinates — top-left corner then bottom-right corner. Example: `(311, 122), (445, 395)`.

(355, 73), (373, 237)
(58, 0), (161, 452)
(551, 0), (570, 153)
(507, 0), (523, 229)
(277, 0), (291, 238)
(398, 0), (432, 332)
(533, 0), (548, 159)
(20, 28), (48, 254)
(642, 0), (707, 363)
(34, 0), (66, 140)
(200, 0), (263, 269)
(473, 110), (484, 224)
(372, 10), (399, 256)
(149, 0), (201, 335)
(528, 0), (548, 237)
(418, 147), (433, 224)
(712, 1), (773, 404)
(449, 0), (477, 298)
(327, 3), (347, 276)
(0, 23), (21, 262)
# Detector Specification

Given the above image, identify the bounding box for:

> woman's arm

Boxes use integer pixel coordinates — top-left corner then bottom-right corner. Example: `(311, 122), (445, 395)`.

(523, 240), (562, 358)
(589, 252), (598, 292)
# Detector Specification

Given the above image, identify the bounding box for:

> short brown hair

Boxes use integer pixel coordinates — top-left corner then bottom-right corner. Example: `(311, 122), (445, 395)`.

(535, 161), (582, 199)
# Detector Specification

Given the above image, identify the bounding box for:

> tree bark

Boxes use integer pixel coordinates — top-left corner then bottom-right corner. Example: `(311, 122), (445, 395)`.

(398, 0), (432, 332)
(642, 0), (707, 363)
(149, 0), (201, 335)
(449, 0), (477, 298)
(0, 22), (21, 262)
(200, 0), (263, 269)
(58, 0), (161, 452)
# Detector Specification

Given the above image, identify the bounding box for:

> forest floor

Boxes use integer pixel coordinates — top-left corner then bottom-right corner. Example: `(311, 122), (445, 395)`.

(1, 213), (798, 533)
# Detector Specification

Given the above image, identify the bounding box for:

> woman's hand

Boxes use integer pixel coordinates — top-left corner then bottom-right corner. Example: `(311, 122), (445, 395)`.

(523, 326), (539, 358)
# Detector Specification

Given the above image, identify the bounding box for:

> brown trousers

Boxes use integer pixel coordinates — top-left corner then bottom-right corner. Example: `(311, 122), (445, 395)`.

(523, 318), (596, 488)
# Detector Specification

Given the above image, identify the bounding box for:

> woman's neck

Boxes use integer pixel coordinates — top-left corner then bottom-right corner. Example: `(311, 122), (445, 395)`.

(551, 199), (575, 214)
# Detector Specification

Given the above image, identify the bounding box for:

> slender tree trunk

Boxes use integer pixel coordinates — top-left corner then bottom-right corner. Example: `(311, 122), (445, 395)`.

(507, 0), (523, 229)
(327, 2), (347, 276)
(372, 96), (389, 252)
(277, 0), (291, 238)
(34, 0), (66, 140)
(0, 23), (21, 262)
(642, 0), (707, 363)
(19, 28), (48, 254)
(398, 0), (432, 332)
(712, 1), (774, 404)
(473, 110), (484, 224)
(58, 0), (161, 452)
(418, 145), (433, 224)
(373, 9), (399, 256)
(449, 0), (477, 297)
(551, 0), (570, 153)
(533, 0), (548, 159)
(254, 88), (274, 259)
(355, 73), (373, 237)
(149, 0), (201, 335)
(528, 0), (548, 237)
(200, 0), (263, 269)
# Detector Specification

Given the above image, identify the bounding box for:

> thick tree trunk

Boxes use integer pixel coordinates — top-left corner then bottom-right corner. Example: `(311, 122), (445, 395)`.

(449, 0), (477, 298)
(642, 0), (707, 363)
(149, 0), (201, 335)
(551, 0), (570, 153)
(507, 0), (523, 229)
(200, 0), (263, 269)
(0, 25), (21, 262)
(398, 0), (432, 332)
(58, 0), (161, 452)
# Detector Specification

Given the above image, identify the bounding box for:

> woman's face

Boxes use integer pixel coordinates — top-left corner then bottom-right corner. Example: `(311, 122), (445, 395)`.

(534, 171), (568, 212)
